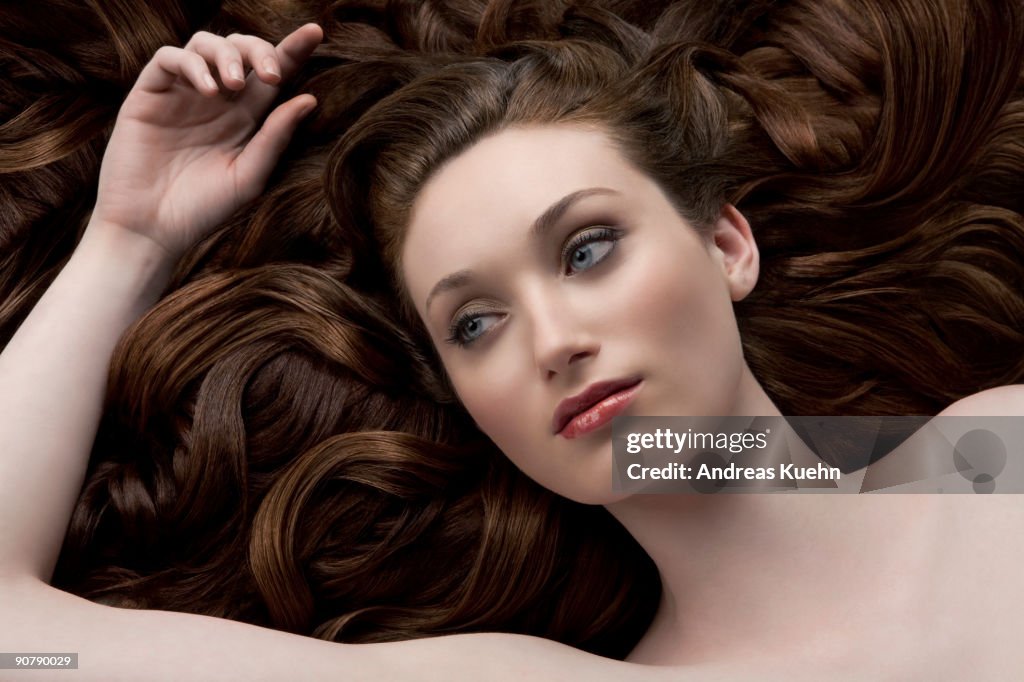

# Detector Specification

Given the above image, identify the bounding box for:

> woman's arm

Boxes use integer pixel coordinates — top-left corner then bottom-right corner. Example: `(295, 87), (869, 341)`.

(3, 574), (664, 682)
(1, 574), (878, 681)
(0, 23), (322, 586)
(0, 224), (172, 582)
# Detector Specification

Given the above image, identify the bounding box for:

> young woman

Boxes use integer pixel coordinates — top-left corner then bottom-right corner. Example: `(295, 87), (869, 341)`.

(1, 0), (1022, 679)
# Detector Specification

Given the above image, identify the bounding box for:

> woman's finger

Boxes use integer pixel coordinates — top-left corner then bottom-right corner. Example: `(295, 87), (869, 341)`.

(136, 45), (220, 96)
(226, 33), (282, 84)
(133, 24), (321, 99)
(273, 23), (324, 81)
(239, 24), (323, 114)
(232, 94), (316, 201)
(184, 31), (247, 91)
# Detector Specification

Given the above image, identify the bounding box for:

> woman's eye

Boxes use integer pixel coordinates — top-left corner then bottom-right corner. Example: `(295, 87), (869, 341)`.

(445, 311), (501, 348)
(563, 227), (621, 275)
(444, 228), (620, 349)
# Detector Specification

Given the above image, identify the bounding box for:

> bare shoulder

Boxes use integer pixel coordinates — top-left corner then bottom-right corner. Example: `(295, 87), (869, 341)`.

(937, 384), (1024, 417)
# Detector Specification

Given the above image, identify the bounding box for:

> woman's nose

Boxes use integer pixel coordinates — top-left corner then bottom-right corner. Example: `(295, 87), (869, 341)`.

(529, 293), (599, 379)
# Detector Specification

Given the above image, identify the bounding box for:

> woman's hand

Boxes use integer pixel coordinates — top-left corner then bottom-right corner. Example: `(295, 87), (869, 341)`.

(91, 24), (323, 262)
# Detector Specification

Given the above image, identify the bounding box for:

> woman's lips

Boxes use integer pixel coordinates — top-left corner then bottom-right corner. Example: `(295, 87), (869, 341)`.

(557, 380), (643, 439)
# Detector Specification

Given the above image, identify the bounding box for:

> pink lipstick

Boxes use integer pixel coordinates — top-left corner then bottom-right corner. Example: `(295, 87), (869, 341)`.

(555, 379), (643, 439)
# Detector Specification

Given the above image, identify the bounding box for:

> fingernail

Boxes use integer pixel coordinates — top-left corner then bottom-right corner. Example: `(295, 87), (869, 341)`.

(263, 57), (280, 77)
(229, 62), (244, 81)
(203, 74), (218, 90)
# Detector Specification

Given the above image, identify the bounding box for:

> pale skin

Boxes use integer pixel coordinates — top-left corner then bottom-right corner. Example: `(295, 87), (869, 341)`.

(0, 24), (1021, 681)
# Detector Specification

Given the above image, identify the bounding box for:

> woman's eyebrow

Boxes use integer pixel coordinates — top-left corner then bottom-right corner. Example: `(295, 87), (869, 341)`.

(424, 187), (620, 313)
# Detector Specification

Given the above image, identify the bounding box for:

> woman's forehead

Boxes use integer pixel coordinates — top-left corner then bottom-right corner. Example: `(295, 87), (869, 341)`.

(406, 125), (641, 238)
(400, 125), (649, 299)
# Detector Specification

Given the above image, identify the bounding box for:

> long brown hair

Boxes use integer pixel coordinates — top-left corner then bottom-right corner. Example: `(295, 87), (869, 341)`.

(327, 0), (1024, 419)
(1, 0), (1021, 660)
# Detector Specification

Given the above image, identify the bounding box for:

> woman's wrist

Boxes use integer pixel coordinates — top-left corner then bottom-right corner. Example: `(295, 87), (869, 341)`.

(77, 219), (178, 312)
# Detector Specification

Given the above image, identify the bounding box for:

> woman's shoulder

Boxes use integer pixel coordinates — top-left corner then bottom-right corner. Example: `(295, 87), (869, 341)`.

(936, 384), (1024, 417)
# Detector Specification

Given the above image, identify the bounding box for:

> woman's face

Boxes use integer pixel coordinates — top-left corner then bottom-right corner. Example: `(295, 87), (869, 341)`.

(402, 124), (763, 504)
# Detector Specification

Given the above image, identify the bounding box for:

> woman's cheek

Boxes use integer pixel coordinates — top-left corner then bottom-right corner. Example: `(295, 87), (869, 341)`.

(453, 358), (528, 448)
(631, 253), (745, 412)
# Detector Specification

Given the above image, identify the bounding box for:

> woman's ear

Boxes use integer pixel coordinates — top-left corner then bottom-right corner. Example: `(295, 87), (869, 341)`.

(708, 204), (759, 301)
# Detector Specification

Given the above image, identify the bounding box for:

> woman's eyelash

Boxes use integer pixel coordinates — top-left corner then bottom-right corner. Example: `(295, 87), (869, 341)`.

(445, 226), (622, 348)
(445, 310), (487, 348)
(560, 226), (621, 274)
